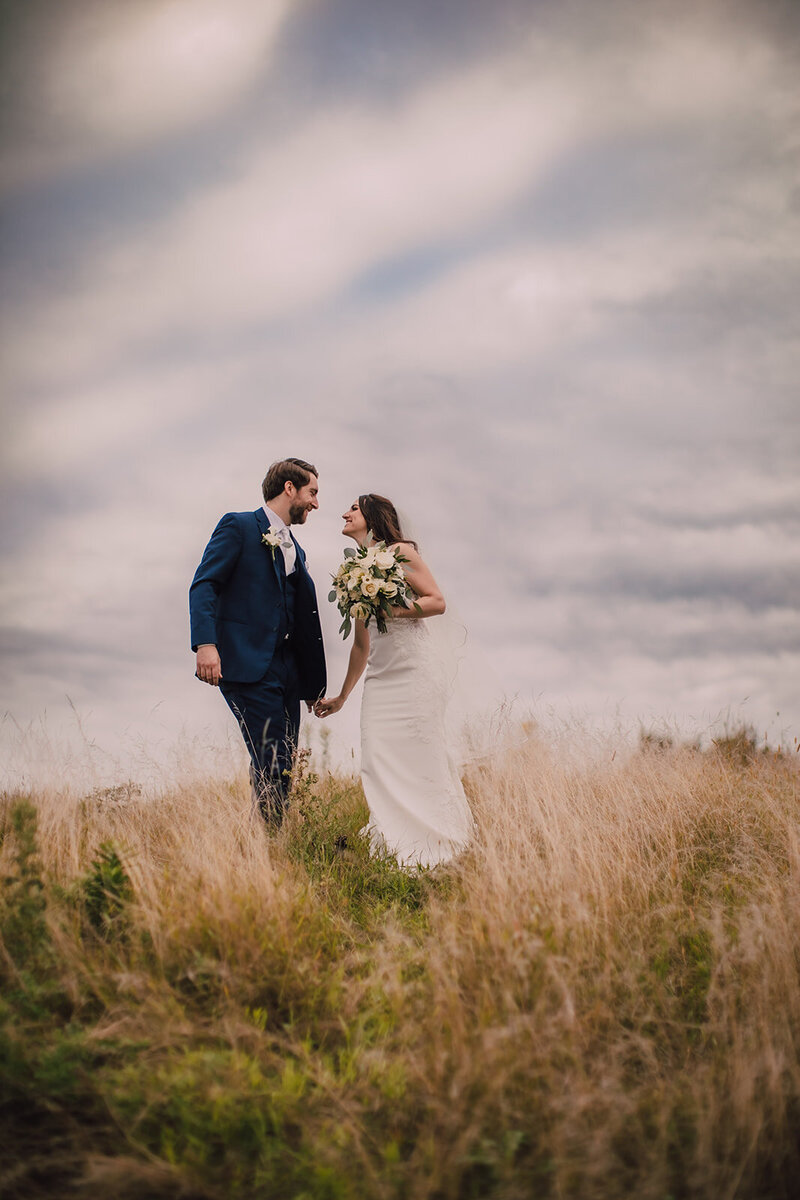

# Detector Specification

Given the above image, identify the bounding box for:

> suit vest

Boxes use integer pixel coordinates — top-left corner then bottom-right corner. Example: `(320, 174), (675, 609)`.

(276, 557), (299, 642)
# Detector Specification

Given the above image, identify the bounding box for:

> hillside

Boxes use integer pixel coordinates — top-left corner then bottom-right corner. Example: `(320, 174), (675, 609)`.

(1, 731), (798, 1199)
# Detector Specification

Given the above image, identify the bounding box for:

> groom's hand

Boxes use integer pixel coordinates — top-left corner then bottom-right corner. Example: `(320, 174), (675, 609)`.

(196, 644), (222, 686)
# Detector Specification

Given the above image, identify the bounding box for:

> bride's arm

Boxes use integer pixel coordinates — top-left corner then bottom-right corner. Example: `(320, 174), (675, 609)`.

(314, 620), (369, 717)
(390, 544), (446, 618)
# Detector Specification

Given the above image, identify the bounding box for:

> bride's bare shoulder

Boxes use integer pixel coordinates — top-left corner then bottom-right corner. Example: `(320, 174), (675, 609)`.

(389, 540), (421, 561)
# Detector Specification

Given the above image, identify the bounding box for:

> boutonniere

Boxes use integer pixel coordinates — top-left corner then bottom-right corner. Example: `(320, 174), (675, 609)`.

(261, 529), (283, 557)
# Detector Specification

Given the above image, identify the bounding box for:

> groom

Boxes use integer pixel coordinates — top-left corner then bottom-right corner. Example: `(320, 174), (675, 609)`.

(189, 458), (326, 825)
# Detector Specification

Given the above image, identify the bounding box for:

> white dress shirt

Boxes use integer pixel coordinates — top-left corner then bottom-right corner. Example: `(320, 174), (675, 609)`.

(263, 503), (296, 575)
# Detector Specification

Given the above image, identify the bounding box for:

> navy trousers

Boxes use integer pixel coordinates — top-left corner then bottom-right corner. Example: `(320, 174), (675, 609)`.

(220, 642), (300, 826)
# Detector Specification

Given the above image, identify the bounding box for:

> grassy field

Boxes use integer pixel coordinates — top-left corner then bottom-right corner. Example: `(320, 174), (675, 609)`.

(1, 728), (798, 1199)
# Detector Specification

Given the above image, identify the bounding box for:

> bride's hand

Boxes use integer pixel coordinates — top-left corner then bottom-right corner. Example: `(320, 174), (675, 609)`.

(390, 601), (422, 619)
(314, 695), (345, 718)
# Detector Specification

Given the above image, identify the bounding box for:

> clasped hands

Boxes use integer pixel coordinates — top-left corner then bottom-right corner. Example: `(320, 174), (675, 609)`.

(314, 695), (344, 719)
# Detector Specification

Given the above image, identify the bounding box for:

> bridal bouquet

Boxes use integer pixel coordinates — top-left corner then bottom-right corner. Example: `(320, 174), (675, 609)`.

(329, 541), (419, 637)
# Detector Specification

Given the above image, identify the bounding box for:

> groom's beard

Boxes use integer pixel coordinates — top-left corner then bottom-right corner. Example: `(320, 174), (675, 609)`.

(288, 501), (309, 525)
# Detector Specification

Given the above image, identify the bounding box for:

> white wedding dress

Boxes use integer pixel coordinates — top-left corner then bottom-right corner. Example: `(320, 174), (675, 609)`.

(360, 616), (474, 868)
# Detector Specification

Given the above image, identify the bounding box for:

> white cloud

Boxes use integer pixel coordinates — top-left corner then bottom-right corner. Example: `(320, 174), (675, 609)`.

(2, 55), (583, 387)
(5, 6), (797, 400)
(3, 1), (799, 778)
(3, 0), (292, 190)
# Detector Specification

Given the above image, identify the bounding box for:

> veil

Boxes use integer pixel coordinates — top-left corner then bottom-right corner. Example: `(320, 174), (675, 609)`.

(393, 506), (519, 768)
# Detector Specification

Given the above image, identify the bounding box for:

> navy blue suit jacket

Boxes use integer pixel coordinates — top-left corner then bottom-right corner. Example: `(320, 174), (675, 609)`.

(189, 508), (326, 701)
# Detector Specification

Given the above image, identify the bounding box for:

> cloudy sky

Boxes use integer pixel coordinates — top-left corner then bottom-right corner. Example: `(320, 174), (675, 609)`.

(2, 0), (799, 784)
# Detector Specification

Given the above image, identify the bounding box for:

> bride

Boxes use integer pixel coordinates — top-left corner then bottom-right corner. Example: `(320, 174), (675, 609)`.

(314, 493), (474, 868)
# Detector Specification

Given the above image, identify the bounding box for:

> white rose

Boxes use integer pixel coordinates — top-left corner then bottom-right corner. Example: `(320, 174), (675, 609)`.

(361, 577), (380, 598)
(350, 602), (369, 620)
(375, 550), (396, 571)
(379, 580), (398, 597)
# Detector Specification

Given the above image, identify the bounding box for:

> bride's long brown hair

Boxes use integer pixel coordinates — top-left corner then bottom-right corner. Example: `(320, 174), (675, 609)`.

(358, 494), (418, 550)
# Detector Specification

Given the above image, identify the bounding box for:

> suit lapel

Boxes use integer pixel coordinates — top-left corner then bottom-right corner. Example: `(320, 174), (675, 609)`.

(288, 530), (303, 573)
(254, 508), (284, 590)
(289, 531), (312, 593)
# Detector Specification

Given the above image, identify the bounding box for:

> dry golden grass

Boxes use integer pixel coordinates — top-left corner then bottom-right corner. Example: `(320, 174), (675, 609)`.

(1, 729), (798, 1198)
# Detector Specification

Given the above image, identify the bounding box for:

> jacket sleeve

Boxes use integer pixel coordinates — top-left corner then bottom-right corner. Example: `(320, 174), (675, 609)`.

(189, 513), (243, 650)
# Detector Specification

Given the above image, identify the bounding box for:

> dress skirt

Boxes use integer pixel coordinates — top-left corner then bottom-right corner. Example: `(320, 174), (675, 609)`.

(360, 618), (473, 867)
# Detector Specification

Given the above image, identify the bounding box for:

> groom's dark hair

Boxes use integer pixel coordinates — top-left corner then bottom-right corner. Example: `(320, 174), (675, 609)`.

(262, 458), (318, 502)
